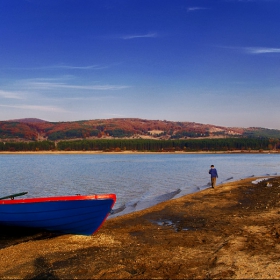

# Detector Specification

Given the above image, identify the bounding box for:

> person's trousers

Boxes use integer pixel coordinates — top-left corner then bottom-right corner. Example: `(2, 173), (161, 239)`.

(211, 177), (217, 188)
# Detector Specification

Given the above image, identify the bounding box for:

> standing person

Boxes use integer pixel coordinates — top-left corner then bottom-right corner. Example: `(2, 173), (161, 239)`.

(209, 165), (218, 189)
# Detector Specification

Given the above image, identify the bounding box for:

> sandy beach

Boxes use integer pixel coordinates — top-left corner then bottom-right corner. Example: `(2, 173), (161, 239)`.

(1, 176), (280, 279)
(0, 149), (278, 155)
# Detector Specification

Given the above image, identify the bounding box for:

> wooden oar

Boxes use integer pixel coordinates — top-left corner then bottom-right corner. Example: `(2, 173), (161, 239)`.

(0, 192), (28, 200)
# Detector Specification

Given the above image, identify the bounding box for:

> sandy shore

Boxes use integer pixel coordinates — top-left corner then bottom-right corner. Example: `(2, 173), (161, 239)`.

(1, 176), (280, 279)
(0, 150), (278, 154)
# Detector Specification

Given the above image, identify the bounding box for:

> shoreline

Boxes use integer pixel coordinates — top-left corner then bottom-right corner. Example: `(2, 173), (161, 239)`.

(1, 176), (280, 278)
(0, 150), (279, 155)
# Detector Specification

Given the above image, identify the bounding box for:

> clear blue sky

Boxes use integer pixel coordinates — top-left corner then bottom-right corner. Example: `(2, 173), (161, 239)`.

(1, 0), (280, 129)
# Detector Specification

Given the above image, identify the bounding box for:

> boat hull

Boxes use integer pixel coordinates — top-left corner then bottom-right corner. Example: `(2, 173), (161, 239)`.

(0, 194), (116, 235)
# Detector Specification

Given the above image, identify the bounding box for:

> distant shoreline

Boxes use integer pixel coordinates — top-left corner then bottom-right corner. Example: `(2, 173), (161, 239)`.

(0, 150), (279, 155)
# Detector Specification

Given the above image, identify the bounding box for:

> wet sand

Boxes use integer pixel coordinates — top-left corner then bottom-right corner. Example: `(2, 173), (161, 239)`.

(1, 176), (280, 279)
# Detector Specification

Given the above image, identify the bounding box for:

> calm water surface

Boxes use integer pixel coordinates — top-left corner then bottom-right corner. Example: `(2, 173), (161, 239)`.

(1, 153), (279, 216)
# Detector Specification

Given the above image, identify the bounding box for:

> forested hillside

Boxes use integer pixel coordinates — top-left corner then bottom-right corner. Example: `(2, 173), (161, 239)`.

(1, 118), (280, 142)
(0, 118), (280, 152)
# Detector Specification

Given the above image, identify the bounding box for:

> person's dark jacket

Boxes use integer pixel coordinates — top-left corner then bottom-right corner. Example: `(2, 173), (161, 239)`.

(209, 168), (218, 178)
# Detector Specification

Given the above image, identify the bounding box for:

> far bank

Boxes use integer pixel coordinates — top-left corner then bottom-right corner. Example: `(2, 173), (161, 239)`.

(0, 137), (279, 153)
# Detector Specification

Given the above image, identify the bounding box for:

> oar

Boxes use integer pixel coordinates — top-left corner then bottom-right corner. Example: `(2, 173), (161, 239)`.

(0, 192), (28, 200)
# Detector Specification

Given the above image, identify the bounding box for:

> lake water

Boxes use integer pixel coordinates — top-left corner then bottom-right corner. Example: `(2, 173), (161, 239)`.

(0, 153), (279, 217)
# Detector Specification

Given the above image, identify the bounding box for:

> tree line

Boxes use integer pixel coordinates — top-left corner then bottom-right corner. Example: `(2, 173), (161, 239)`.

(0, 141), (55, 151)
(0, 138), (278, 152)
(56, 138), (277, 152)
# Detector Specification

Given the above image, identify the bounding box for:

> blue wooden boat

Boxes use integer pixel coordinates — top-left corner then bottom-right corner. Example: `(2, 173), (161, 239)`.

(0, 192), (116, 235)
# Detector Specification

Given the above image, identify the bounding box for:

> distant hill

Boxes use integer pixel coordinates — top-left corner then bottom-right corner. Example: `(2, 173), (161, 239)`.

(7, 118), (47, 123)
(1, 118), (280, 142)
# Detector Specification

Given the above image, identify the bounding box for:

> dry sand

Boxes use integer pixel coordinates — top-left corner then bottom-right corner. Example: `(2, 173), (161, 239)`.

(1, 176), (280, 279)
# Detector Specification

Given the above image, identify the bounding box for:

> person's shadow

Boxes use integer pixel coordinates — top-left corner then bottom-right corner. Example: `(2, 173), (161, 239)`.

(29, 257), (60, 279)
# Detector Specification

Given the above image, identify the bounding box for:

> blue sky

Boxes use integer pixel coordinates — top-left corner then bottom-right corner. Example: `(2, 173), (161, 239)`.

(1, 0), (280, 129)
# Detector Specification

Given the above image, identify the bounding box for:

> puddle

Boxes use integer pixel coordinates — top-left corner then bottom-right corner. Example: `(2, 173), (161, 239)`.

(150, 219), (191, 232)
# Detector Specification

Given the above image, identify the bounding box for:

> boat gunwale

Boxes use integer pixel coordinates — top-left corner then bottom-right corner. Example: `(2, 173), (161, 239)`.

(0, 194), (116, 205)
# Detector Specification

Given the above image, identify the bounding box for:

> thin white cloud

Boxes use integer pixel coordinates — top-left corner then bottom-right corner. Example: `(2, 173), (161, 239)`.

(0, 104), (66, 112)
(0, 90), (25, 99)
(245, 47), (280, 54)
(122, 32), (157, 40)
(219, 45), (280, 54)
(187, 7), (207, 12)
(27, 82), (130, 91)
(46, 95), (117, 101)
(52, 64), (108, 70)
(17, 76), (74, 85)
(4, 64), (107, 71)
